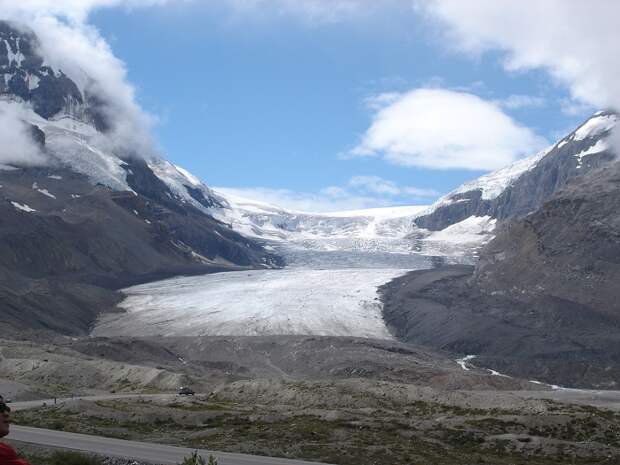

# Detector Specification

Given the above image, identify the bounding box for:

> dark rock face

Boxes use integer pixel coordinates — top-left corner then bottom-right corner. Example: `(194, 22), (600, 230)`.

(184, 183), (220, 209)
(415, 112), (617, 231)
(475, 161), (620, 325)
(381, 161), (620, 388)
(415, 190), (492, 231)
(0, 21), (108, 130)
(28, 124), (45, 147)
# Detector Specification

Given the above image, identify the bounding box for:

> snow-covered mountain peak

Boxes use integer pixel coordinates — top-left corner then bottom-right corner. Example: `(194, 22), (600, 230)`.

(572, 112), (617, 141)
(0, 20), (107, 132)
(415, 110), (618, 232)
(0, 21), (227, 214)
(441, 145), (554, 207)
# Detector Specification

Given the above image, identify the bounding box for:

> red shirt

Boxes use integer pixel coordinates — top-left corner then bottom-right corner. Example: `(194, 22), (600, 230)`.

(0, 443), (32, 465)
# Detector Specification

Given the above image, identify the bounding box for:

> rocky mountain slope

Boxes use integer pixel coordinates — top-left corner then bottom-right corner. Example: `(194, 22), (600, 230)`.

(0, 21), (280, 336)
(381, 131), (620, 388)
(415, 111), (617, 230)
(0, 22), (109, 130)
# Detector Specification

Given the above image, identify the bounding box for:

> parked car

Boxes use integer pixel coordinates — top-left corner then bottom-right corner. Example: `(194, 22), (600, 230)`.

(178, 387), (195, 396)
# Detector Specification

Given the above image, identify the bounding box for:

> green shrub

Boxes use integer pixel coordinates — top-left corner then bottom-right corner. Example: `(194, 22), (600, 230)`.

(179, 451), (218, 465)
(48, 451), (103, 465)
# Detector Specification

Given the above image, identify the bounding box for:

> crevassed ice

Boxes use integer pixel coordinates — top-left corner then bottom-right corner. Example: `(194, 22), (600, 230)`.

(93, 269), (407, 339)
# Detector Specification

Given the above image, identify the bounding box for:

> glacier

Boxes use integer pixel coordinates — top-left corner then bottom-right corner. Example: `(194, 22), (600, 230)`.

(91, 175), (502, 340)
(92, 269), (410, 339)
(91, 201), (492, 339)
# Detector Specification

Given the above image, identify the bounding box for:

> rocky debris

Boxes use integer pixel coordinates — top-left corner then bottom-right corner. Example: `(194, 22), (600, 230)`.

(0, 334), (540, 399)
(0, 339), (187, 395)
(102, 458), (159, 465)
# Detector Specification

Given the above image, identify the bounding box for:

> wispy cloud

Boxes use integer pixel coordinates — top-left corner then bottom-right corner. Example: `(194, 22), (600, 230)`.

(217, 175), (437, 213)
(0, 1), (173, 23)
(559, 98), (596, 117)
(351, 87), (546, 171)
(497, 94), (546, 110)
(348, 175), (439, 198)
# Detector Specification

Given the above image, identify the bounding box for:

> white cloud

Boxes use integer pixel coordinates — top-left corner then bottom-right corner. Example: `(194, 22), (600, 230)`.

(218, 176), (437, 213)
(0, 1), (172, 24)
(363, 92), (402, 111)
(559, 98), (596, 117)
(0, 102), (46, 167)
(349, 175), (400, 196)
(351, 88), (546, 171)
(424, 0), (620, 116)
(216, 187), (377, 213)
(348, 175), (439, 197)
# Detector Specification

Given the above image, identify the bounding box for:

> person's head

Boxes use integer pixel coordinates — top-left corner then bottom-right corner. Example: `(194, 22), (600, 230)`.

(0, 402), (10, 438)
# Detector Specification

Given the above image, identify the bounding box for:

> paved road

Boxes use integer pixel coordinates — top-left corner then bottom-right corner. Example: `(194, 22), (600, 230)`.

(8, 425), (330, 465)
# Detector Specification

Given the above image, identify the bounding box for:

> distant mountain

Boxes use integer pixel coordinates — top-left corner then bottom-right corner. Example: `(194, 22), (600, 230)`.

(0, 21), (280, 336)
(214, 192), (426, 250)
(415, 111), (617, 230)
(213, 191), (501, 265)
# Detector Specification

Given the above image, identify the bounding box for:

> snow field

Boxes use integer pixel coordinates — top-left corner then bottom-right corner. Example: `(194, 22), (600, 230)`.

(93, 269), (410, 339)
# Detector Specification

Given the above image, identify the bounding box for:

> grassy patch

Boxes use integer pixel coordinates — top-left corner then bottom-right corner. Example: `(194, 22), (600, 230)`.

(12, 394), (620, 465)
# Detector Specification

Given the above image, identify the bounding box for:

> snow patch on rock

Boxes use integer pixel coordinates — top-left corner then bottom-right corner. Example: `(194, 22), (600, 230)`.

(11, 201), (36, 212)
(456, 355), (477, 371)
(425, 216), (497, 244)
(414, 216), (497, 258)
(575, 139), (609, 168)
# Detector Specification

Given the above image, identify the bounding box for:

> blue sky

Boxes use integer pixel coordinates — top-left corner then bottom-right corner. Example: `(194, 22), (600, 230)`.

(87, 1), (595, 212)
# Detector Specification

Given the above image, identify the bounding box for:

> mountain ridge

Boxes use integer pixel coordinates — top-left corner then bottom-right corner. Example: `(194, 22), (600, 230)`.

(415, 111), (618, 231)
(381, 130), (620, 388)
(0, 21), (281, 336)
